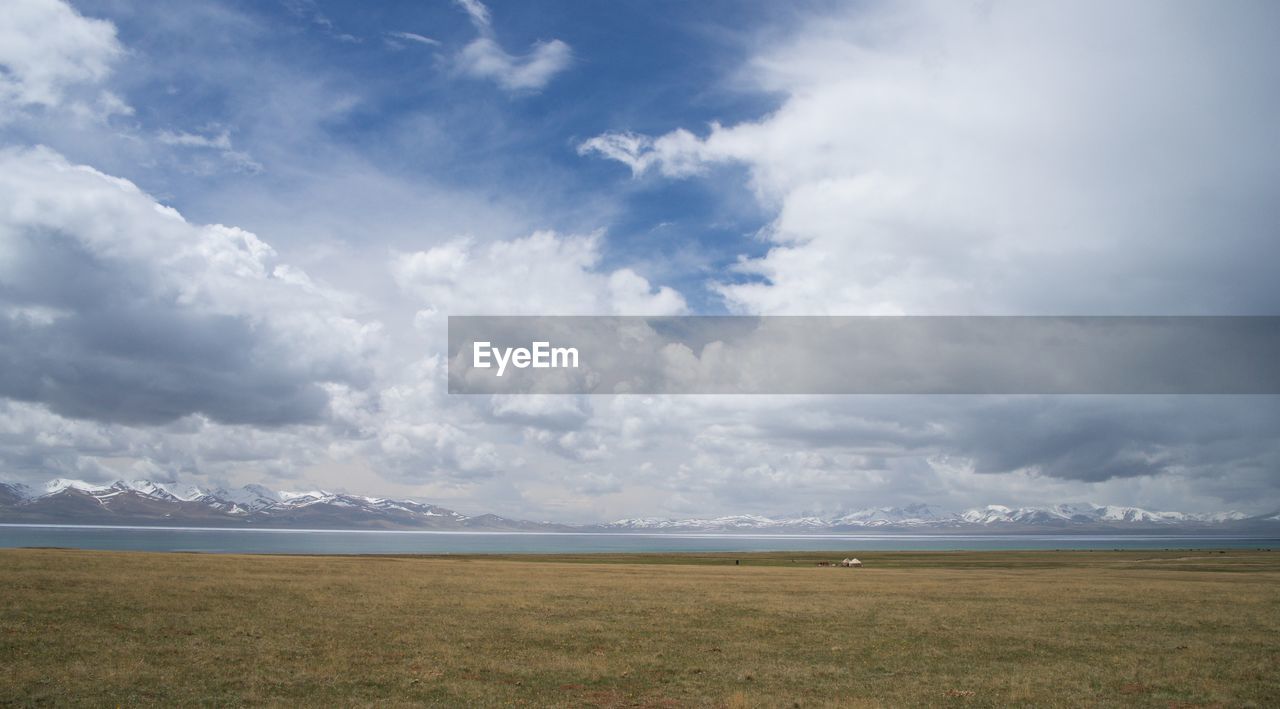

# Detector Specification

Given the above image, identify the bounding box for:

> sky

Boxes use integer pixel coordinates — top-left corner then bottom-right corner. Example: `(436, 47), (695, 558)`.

(1, 0), (1278, 521)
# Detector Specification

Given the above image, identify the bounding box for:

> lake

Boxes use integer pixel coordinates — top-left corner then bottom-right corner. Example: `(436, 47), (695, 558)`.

(1, 524), (1276, 554)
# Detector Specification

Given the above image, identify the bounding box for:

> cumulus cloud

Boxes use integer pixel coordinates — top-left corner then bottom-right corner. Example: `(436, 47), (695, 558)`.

(563, 395), (1280, 515)
(487, 396), (592, 431)
(0, 0), (1275, 521)
(393, 231), (687, 317)
(0, 0), (127, 119)
(581, 0), (1280, 316)
(557, 0), (1280, 518)
(0, 146), (380, 426)
(457, 37), (572, 92)
(328, 357), (504, 482)
(577, 129), (711, 179)
(452, 0), (571, 92)
(0, 147), (497, 489)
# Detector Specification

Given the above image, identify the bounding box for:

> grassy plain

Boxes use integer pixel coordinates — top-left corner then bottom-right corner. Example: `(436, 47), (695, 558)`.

(1, 548), (1278, 707)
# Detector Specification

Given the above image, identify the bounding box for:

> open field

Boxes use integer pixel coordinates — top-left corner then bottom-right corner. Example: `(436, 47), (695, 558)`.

(2, 549), (1278, 707)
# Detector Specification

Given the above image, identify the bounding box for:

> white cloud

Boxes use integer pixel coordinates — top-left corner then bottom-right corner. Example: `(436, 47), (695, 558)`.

(156, 130), (233, 150)
(451, 0), (571, 92)
(0, 0), (1274, 521)
(0, 145), (380, 425)
(577, 129), (711, 179)
(0, 0), (125, 118)
(386, 31), (440, 47)
(156, 127), (263, 174)
(333, 357), (504, 481)
(0, 146), (505, 490)
(457, 37), (572, 92)
(393, 230), (687, 316)
(577, 132), (652, 174)
(581, 0), (1280, 316)
(283, 0), (360, 43)
(454, 0), (492, 31)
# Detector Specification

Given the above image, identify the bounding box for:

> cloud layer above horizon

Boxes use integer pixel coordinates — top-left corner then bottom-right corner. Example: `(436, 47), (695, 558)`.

(0, 0), (1277, 521)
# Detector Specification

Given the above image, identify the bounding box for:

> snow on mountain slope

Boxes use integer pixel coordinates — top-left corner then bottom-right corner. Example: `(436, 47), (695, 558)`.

(111, 480), (209, 502)
(0, 477), (1271, 531)
(43, 478), (113, 496)
(607, 502), (1265, 531)
(0, 481), (33, 502)
(277, 490), (334, 503)
(830, 504), (956, 527)
(0, 477), (509, 529)
(210, 484), (281, 512)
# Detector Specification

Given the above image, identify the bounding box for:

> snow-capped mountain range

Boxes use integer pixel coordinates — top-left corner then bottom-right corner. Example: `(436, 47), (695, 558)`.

(604, 502), (1261, 532)
(1, 478), (1276, 532)
(0, 478), (555, 531)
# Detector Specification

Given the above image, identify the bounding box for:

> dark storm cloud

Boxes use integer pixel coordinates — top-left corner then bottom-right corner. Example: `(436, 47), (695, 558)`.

(0, 228), (340, 426)
(952, 397), (1280, 483)
(0, 148), (377, 429)
(716, 396), (1280, 485)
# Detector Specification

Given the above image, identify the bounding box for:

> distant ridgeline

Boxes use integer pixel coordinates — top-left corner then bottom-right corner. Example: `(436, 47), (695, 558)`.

(2, 479), (1278, 533)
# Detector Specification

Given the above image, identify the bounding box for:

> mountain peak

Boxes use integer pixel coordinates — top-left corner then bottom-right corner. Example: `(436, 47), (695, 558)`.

(0, 477), (545, 531)
(44, 478), (110, 495)
(0, 477), (1270, 532)
(608, 501), (1266, 532)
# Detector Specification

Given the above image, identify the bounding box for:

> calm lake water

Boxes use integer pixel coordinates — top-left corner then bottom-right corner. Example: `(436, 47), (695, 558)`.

(1, 524), (1276, 554)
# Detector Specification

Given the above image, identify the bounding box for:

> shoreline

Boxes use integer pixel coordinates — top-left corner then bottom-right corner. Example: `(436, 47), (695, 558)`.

(6, 524), (1277, 555)
(2, 521), (1276, 538)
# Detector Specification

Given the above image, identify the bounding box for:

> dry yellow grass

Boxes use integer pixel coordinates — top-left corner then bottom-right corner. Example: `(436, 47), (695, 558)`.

(1, 548), (1278, 707)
